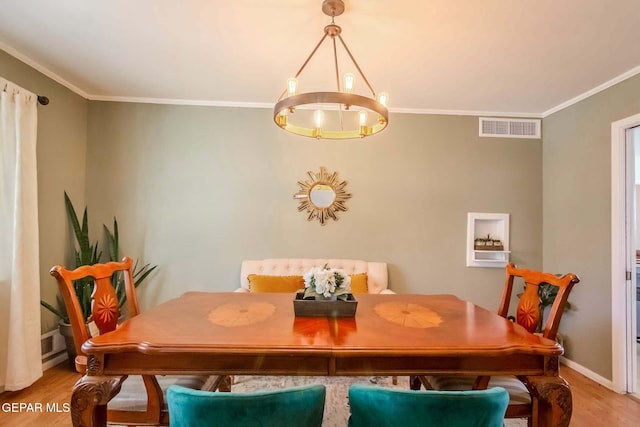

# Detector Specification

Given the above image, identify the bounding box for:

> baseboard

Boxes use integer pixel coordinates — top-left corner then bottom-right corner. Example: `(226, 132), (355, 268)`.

(560, 356), (615, 391)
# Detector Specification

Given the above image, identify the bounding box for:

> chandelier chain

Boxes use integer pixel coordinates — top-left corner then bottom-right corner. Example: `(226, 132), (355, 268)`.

(332, 38), (341, 93)
(332, 36), (345, 130)
(276, 32), (329, 101)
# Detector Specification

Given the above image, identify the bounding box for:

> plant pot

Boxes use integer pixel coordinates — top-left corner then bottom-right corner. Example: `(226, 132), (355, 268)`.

(315, 294), (338, 301)
(293, 292), (357, 317)
(58, 319), (104, 371)
(58, 321), (78, 371)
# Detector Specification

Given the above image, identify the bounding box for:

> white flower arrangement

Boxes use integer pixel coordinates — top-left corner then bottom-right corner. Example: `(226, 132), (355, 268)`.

(303, 265), (351, 301)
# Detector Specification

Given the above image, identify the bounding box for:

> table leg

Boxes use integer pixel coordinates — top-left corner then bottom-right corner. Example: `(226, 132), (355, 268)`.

(409, 375), (421, 390)
(202, 375), (232, 392)
(409, 375), (434, 390)
(70, 375), (123, 427)
(218, 375), (232, 392)
(526, 375), (572, 427)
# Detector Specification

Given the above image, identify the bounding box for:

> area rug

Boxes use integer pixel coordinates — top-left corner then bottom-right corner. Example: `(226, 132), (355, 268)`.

(231, 375), (527, 427)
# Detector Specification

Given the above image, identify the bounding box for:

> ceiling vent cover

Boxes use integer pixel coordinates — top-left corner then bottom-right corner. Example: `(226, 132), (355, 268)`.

(479, 117), (541, 139)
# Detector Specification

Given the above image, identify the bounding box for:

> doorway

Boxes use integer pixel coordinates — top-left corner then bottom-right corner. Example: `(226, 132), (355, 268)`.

(633, 126), (640, 397)
(611, 114), (640, 394)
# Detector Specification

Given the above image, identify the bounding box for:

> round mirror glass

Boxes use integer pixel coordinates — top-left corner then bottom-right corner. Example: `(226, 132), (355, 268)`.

(309, 184), (336, 208)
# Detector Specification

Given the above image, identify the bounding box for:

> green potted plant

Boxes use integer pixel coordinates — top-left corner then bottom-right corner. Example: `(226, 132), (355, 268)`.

(474, 236), (488, 249)
(40, 192), (101, 365)
(103, 217), (157, 312)
(41, 192), (157, 366)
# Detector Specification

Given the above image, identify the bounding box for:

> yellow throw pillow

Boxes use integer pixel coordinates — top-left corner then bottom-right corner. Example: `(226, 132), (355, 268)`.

(349, 273), (369, 294)
(247, 274), (305, 293)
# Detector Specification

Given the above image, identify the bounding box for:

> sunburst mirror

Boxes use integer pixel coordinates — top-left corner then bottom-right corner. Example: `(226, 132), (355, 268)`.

(293, 167), (352, 225)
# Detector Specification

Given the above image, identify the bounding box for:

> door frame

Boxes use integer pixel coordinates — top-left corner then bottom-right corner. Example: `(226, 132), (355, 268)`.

(611, 113), (640, 393)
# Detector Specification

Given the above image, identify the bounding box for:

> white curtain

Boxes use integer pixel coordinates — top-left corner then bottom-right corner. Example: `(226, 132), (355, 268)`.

(0, 77), (42, 390)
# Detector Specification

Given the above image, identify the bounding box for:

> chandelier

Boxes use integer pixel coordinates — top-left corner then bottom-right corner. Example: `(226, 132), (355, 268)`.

(273, 0), (389, 140)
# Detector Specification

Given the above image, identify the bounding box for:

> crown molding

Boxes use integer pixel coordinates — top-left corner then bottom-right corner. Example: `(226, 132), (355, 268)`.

(2, 43), (639, 118)
(542, 65), (640, 118)
(390, 107), (542, 118)
(87, 95), (274, 109)
(0, 42), (90, 99)
(89, 97), (542, 118)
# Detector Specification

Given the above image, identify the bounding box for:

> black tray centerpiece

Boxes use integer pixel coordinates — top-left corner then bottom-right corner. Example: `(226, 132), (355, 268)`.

(293, 265), (357, 317)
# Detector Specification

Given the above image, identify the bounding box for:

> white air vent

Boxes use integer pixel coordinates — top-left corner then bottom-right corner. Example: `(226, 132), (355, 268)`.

(41, 329), (65, 360)
(479, 117), (541, 139)
(41, 328), (68, 370)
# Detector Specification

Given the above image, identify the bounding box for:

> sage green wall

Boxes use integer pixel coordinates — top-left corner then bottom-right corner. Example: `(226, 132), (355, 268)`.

(543, 73), (640, 379)
(86, 102), (542, 315)
(0, 50), (87, 383)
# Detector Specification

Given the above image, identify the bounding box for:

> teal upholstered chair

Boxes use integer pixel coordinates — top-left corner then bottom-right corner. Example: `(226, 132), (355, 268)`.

(348, 385), (509, 427)
(167, 384), (326, 427)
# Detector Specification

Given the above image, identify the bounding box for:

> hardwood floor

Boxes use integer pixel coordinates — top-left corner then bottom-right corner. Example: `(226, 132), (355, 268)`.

(563, 366), (640, 426)
(0, 361), (77, 427)
(1, 363), (639, 426)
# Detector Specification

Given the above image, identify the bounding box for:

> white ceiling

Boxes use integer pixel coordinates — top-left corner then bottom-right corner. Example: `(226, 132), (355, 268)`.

(1, 0), (640, 116)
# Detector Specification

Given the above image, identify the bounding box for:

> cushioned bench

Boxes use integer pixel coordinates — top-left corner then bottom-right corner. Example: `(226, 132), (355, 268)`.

(236, 258), (393, 294)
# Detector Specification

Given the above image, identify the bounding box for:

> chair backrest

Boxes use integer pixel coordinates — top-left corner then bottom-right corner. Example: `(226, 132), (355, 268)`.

(167, 384), (326, 427)
(348, 385), (509, 427)
(49, 256), (139, 370)
(497, 263), (580, 339)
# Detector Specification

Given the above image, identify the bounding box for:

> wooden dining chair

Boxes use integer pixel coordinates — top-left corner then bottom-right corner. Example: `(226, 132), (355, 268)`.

(421, 263), (580, 426)
(50, 257), (214, 426)
(348, 385), (509, 427)
(167, 384), (326, 427)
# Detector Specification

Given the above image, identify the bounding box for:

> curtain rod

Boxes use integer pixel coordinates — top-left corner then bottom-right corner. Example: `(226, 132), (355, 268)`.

(1, 83), (48, 105)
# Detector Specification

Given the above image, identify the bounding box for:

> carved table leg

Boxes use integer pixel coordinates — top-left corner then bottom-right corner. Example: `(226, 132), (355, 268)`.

(71, 375), (123, 427)
(525, 375), (572, 427)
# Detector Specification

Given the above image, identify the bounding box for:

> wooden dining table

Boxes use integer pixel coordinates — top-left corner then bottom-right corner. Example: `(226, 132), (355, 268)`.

(72, 292), (571, 426)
